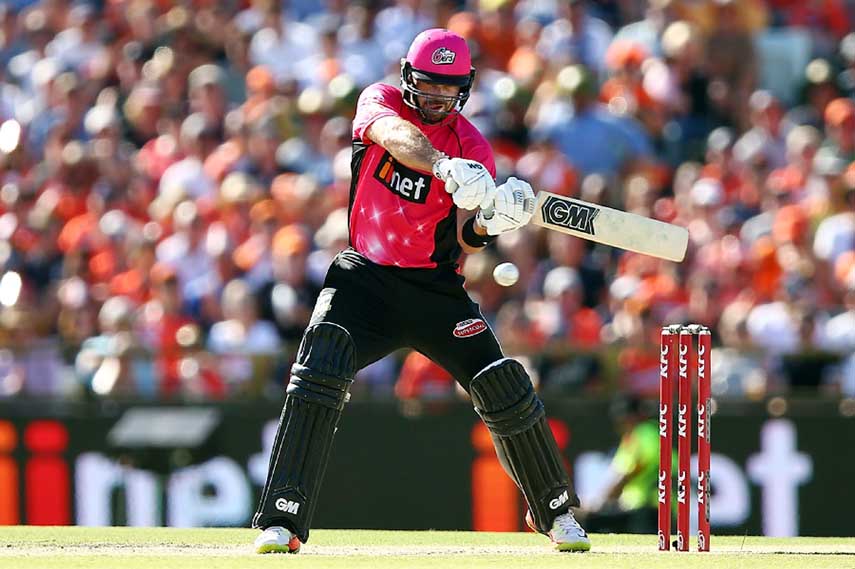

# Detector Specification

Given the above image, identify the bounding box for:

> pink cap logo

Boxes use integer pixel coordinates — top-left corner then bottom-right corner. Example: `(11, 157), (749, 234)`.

(431, 47), (456, 65)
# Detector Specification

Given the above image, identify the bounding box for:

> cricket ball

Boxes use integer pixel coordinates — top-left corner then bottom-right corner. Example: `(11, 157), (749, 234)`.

(493, 262), (520, 287)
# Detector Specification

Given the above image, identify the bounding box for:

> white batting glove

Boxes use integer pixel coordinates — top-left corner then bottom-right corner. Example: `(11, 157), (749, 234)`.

(433, 157), (497, 210)
(476, 177), (536, 236)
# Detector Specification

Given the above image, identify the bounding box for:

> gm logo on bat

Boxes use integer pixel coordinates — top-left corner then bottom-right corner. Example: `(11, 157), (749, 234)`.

(540, 196), (599, 235)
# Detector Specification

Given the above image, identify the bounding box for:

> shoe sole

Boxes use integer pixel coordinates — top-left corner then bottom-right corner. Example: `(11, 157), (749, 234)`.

(555, 541), (591, 553)
(256, 543), (300, 554)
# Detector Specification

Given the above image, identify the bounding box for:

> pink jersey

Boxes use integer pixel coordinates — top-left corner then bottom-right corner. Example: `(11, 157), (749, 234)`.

(349, 82), (496, 269)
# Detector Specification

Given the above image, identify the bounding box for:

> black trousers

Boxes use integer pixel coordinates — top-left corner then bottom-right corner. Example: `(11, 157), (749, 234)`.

(312, 248), (504, 389)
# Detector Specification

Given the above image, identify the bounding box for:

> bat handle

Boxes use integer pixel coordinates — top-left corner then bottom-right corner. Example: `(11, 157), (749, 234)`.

(480, 203), (494, 220)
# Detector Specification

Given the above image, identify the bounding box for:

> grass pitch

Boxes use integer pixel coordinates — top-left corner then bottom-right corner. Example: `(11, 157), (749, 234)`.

(1, 527), (854, 569)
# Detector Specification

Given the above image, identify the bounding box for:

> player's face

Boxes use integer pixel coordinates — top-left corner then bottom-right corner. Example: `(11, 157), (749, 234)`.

(414, 79), (460, 122)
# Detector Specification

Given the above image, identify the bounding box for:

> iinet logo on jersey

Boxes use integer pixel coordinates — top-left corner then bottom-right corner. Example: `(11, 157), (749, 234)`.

(374, 152), (431, 204)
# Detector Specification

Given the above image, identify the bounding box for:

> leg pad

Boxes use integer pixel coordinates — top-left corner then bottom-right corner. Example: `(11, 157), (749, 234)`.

(253, 323), (356, 542)
(287, 323), (355, 410)
(470, 359), (580, 533)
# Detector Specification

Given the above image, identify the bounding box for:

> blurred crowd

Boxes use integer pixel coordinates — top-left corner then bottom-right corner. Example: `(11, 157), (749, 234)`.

(0, 0), (853, 402)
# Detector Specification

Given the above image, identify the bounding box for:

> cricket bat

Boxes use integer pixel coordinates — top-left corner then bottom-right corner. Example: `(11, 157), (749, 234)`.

(531, 191), (689, 262)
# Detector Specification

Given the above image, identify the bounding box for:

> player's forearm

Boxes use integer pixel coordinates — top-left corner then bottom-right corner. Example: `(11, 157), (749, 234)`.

(367, 116), (445, 173)
(604, 473), (631, 501)
(605, 464), (644, 501)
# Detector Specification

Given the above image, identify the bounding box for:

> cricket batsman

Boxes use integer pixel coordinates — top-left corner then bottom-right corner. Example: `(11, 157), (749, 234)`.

(253, 29), (591, 553)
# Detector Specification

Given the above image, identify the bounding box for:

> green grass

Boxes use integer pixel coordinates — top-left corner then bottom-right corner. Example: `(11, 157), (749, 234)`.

(1, 527), (854, 569)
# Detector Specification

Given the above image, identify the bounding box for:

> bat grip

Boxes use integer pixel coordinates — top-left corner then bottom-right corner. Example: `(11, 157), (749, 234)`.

(480, 203), (494, 220)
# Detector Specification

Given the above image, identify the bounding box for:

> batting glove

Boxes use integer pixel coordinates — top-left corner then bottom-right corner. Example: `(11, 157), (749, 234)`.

(433, 157), (497, 211)
(477, 177), (536, 235)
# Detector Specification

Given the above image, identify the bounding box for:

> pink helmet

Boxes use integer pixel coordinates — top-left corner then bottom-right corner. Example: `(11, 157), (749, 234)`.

(401, 29), (475, 122)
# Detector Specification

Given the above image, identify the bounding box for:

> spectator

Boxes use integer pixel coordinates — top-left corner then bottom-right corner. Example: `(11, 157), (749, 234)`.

(600, 41), (655, 124)
(582, 395), (659, 534)
(537, 0), (614, 77)
(782, 126), (821, 211)
(157, 113), (218, 204)
(28, 71), (89, 155)
(207, 278), (281, 396)
(768, 0), (849, 56)
(819, 281), (855, 395)
(136, 263), (196, 398)
(839, 33), (855, 97)
(6, 9), (53, 98)
(257, 223), (319, 348)
(705, 0), (759, 130)
(337, 4), (386, 88)
(643, 20), (714, 163)
(155, 200), (220, 310)
(813, 179), (855, 284)
(745, 272), (825, 358)
(76, 295), (155, 398)
(515, 130), (579, 197)
(822, 98), (855, 163)
(234, 113), (285, 188)
(686, 177), (725, 248)
(495, 299), (546, 355)
(233, 199), (280, 290)
(786, 58), (841, 131)
(45, 3), (106, 76)
(612, 0), (681, 57)
(306, 207), (348, 286)
(614, 307), (661, 397)
(532, 230), (607, 309)
(714, 297), (768, 397)
(479, 0), (519, 71)
(123, 83), (164, 148)
(0, 6), (25, 71)
(248, 4), (319, 84)
(544, 64), (654, 181)
(205, 109), (250, 183)
(188, 64), (230, 139)
(537, 265), (603, 349)
(374, 0), (435, 65)
(735, 90), (788, 171)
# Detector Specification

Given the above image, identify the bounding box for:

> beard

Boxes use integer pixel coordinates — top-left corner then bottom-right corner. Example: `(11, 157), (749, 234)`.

(417, 98), (455, 124)
(419, 109), (447, 123)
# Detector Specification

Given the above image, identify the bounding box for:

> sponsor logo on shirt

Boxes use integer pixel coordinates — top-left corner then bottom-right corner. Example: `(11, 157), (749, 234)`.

(374, 151), (431, 204)
(453, 318), (487, 338)
(431, 47), (456, 65)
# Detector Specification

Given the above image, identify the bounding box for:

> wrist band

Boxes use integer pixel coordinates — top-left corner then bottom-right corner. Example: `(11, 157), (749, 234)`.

(462, 216), (495, 248)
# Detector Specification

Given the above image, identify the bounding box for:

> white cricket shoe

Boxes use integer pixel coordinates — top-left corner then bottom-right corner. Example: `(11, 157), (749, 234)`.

(254, 526), (302, 554)
(527, 509), (591, 552)
(548, 510), (591, 552)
